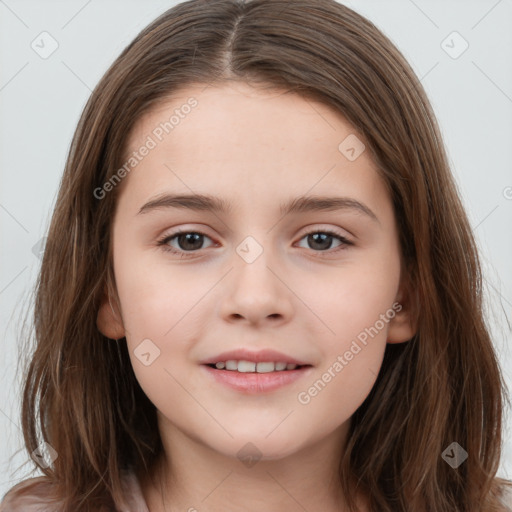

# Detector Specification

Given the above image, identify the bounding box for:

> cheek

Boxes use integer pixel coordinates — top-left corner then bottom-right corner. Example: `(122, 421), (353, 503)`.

(294, 351), (383, 438)
(113, 245), (197, 339)
(112, 248), (209, 394)
(294, 268), (398, 424)
(298, 252), (401, 349)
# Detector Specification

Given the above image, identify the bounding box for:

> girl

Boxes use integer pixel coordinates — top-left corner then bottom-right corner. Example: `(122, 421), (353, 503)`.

(1, 0), (511, 510)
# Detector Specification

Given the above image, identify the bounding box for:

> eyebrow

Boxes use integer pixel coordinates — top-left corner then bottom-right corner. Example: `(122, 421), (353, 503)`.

(137, 193), (379, 223)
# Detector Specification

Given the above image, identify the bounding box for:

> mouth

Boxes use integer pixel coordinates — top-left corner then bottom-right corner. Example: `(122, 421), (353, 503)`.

(204, 360), (311, 372)
(201, 359), (314, 394)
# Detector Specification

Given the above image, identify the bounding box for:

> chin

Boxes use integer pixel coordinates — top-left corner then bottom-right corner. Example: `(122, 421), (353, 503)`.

(215, 431), (306, 463)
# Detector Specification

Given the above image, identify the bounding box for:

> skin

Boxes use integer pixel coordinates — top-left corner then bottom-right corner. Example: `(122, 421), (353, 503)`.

(97, 81), (416, 512)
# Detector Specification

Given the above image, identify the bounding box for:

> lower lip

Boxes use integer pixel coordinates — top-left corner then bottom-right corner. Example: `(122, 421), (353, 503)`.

(201, 365), (313, 394)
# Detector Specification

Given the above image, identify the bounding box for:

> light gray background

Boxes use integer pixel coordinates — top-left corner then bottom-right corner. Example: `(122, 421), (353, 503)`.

(1, 0), (511, 496)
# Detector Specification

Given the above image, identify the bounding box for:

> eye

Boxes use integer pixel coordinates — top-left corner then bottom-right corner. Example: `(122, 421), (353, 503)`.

(296, 229), (353, 254)
(156, 230), (215, 257)
(156, 228), (353, 259)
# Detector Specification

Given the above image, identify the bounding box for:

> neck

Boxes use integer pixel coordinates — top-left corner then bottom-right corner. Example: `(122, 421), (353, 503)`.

(138, 416), (368, 512)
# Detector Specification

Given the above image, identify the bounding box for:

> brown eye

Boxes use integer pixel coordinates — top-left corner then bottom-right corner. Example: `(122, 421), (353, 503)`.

(296, 230), (352, 253)
(157, 230), (215, 257)
(172, 232), (205, 251)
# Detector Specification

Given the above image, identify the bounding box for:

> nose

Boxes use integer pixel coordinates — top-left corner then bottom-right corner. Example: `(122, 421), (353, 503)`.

(218, 240), (294, 326)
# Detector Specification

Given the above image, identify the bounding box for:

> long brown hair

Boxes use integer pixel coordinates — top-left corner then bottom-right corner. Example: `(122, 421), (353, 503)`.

(4, 0), (511, 510)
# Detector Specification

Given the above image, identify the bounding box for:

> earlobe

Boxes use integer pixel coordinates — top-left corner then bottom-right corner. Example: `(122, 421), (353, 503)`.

(96, 291), (125, 340)
(387, 284), (418, 344)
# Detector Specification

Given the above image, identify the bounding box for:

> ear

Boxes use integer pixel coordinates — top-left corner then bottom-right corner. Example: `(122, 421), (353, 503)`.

(96, 286), (125, 340)
(387, 279), (418, 344)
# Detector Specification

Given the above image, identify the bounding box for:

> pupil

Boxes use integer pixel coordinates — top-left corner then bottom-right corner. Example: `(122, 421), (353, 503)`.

(309, 233), (332, 251)
(179, 233), (202, 251)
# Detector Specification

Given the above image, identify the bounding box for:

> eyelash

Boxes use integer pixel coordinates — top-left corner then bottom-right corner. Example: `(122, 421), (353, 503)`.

(156, 228), (353, 259)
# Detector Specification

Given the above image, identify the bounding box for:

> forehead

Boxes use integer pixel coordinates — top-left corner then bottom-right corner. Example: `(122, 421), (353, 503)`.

(118, 81), (388, 216)
(127, 81), (360, 159)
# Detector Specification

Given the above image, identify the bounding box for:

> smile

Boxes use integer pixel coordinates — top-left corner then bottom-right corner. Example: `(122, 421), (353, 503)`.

(207, 360), (307, 372)
(201, 363), (313, 394)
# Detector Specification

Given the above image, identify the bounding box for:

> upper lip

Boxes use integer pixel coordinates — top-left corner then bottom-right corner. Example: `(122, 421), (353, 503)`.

(200, 348), (311, 366)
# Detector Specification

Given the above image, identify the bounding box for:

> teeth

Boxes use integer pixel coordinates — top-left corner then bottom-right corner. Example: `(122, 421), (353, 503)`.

(256, 362), (275, 373)
(226, 360), (238, 370)
(237, 360), (256, 373)
(213, 360), (299, 372)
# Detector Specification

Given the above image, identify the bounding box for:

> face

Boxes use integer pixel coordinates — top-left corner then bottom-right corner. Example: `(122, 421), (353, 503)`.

(98, 81), (414, 461)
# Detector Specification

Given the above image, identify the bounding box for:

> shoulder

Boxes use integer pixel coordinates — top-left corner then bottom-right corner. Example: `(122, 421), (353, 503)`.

(0, 470), (148, 512)
(0, 476), (59, 512)
(497, 479), (512, 511)
(0, 471), (148, 512)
